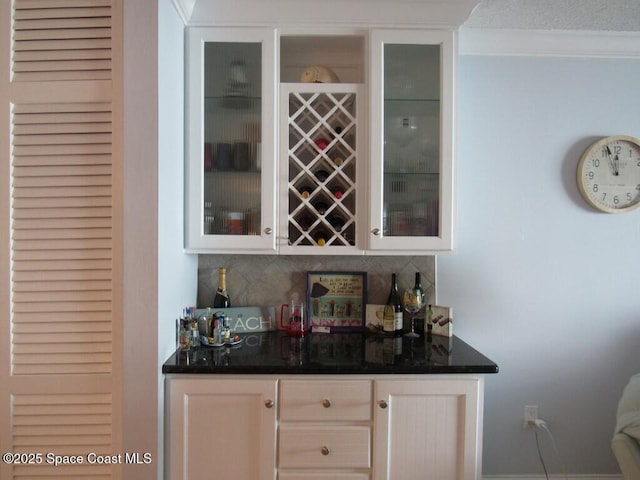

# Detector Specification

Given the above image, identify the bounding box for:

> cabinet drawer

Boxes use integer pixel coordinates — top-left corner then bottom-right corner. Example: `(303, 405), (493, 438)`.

(279, 425), (370, 469)
(280, 380), (371, 421)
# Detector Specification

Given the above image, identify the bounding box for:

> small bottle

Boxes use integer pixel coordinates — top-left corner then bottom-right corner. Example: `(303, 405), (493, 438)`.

(386, 273), (403, 335)
(190, 322), (199, 349)
(213, 268), (231, 308)
(178, 317), (189, 349)
(213, 316), (223, 344)
(223, 316), (231, 343)
(205, 307), (213, 337)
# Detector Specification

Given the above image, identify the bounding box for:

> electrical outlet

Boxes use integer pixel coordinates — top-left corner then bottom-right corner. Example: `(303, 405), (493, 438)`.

(524, 405), (538, 427)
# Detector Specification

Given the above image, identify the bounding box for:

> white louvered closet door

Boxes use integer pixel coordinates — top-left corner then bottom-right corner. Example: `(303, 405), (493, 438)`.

(1, 1), (122, 479)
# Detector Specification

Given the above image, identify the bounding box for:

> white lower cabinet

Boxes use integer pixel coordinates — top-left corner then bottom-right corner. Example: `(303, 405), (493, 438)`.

(373, 378), (483, 480)
(165, 377), (278, 480)
(165, 375), (483, 480)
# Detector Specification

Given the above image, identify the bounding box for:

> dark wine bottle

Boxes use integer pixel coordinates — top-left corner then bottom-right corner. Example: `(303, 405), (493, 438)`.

(414, 272), (425, 302)
(327, 214), (345, 232)
(213, 267), (230, 308)
(297, 215), (313, 232)
(415, 272), (426, 333)
(385, 273), (403, 335)
(313, 230), (329, 246)
(314, 169), (329, 182)
(313, 201), (329, 215)
(315, 138), (329, 150)
(299, 184), (314, 199)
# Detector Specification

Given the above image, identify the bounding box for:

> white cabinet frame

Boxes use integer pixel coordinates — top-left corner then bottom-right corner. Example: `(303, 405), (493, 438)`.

(185, 27), (278, 253)
(368, 29), (456, 252)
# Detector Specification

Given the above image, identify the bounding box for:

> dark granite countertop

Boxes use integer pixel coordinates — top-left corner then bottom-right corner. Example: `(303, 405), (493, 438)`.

(162, 331), (498, 375)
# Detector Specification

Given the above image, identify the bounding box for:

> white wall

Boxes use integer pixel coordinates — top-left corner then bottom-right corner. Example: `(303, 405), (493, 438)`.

(158, 0), (198, 478)
(438, 50), (640, 475)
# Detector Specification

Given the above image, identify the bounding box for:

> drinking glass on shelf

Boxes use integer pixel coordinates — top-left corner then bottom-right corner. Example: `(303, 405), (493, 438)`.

(402, 288), (424, 338)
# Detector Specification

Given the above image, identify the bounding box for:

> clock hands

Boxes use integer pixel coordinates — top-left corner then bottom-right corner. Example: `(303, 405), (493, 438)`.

(605, 145), (620, 176)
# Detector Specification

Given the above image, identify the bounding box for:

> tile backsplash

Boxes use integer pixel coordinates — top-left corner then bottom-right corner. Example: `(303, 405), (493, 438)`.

(197, 255), (435, 309)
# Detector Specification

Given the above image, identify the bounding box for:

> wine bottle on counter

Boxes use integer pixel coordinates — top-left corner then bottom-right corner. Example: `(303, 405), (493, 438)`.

(213, 267), (230, 308)
(414, 272), (425, 303)
(413, 272), (426, 334)
(386, 273), (403, 335)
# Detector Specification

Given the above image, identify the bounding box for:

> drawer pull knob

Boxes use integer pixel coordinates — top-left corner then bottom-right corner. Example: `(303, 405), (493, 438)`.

(264, 227), (273, 235)
(264, 399), (274, 408)
(378, 400), (388, 409)
(321, 446), (330, 456)
(322, 398), (332, 408)
(371, 228), (380, 236)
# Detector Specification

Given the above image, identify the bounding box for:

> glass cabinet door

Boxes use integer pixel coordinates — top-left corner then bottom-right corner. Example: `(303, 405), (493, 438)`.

(369, 29), (454, 251)
(185, 28), (276, 252)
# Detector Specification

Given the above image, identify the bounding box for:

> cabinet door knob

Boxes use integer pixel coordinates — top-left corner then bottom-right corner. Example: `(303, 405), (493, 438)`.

(378, 400), (388, 409)
(264, 227), (273, 235)
(264, 399), (274, 408)
(322, 398), (331, 408)
(371, 228), (380, 236)
(321, 446), (330, 456)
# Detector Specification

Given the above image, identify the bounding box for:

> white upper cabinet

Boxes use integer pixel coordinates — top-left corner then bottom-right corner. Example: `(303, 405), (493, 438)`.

(185, 27), (277, 253)
(181, 1), (478, 254)
(368, 29), (455, 252)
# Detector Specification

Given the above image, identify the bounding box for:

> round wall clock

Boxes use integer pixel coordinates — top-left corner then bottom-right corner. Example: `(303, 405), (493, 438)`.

(576, 135), (640, 213)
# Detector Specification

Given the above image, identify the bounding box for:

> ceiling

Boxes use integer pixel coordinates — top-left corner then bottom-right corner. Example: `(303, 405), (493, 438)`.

(465, 0), (640, 31)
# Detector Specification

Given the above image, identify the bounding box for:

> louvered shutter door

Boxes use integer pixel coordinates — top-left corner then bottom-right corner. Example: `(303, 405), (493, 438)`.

(2, 1), (121, 479)
(12, 0), (112, 82)
(12, 102), (113, 376)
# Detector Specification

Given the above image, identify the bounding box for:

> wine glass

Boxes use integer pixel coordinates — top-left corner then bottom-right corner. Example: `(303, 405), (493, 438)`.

(402, 288), (424, 338)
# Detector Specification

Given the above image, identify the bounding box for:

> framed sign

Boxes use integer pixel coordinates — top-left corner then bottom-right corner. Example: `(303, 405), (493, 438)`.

(307, 271), (367, 331)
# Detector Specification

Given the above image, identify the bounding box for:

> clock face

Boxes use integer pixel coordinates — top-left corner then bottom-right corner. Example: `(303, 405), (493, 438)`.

(577, 135), (640, 213)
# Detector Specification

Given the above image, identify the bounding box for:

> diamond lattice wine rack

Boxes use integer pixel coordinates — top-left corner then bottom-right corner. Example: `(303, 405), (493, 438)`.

(282, 84), (361, 249)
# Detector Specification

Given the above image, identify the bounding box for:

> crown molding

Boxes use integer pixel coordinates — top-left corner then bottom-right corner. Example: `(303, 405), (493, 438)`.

(459, 28), (640, 58)
(172, 0), (479, 27)
(171, 0), (195, 24)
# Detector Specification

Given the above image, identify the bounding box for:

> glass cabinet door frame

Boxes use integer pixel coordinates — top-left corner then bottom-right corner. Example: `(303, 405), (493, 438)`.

(184, 27), (277, 252)
(368, 28), (455, 252)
